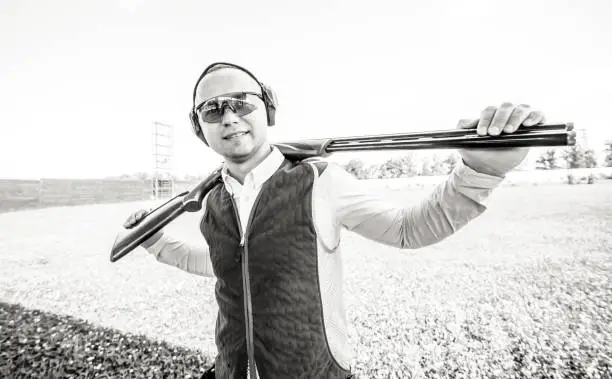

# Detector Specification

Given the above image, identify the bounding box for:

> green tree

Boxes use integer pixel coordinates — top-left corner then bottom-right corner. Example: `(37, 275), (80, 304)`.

(378, 154), (417, 178)
(442, 153), (459, 174)
(378, 159), (403, 178)
(535, 149), (560, 170)
(562, 146), (598, 169)
(604, 141), (612, 167)
(563, 146), (581, 169)
(343, 159), (368, 179)
(420, 156), (433, 176)
(583, 149), (598, 168)
(364, 164), (381, 179)
(420, 155), (446, 176)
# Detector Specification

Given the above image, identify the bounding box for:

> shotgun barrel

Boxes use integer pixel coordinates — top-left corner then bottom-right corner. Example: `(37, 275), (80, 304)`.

(273, 123), (575, 160)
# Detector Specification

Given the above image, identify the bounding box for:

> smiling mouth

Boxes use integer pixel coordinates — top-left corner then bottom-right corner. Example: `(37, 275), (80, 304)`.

(224, 131), (249, 140)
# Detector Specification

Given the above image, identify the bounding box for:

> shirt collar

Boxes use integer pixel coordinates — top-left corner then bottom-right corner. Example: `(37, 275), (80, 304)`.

(221, 146), (286, 196)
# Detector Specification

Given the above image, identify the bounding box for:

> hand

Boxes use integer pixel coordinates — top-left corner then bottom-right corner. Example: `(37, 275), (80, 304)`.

(123, 208), (149, 229)
(123, 208), (163, 247)
(456, 102), (545, 177)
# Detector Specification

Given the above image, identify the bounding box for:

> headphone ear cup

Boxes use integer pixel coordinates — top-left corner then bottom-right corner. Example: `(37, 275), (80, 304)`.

(190, 110), (209, 146)
(261, 83), (277, 126)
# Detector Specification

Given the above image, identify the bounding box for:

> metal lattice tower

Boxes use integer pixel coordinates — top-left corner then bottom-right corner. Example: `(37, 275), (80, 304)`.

(151, 121), (175, 199)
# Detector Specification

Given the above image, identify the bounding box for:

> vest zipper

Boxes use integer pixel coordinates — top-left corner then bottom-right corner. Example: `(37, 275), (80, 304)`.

(230, 193), (263, 379)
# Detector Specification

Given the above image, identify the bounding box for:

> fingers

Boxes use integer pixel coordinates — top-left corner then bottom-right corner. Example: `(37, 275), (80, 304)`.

(504, 104), (532, 133)
(476, 103), (546, 136)
(123, 213), (136, 229)
(123, 209), (149, 229)
(477, 106), (497, 136)
(487, 102), (514, 136)
(523, 110), (545, 126)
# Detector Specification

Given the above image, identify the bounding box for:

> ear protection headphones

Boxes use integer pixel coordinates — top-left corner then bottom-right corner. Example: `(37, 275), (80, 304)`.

(189, 62), (278, 146)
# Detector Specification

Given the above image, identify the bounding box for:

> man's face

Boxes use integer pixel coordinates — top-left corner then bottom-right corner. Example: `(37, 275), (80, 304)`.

(194, 68), (269, 163)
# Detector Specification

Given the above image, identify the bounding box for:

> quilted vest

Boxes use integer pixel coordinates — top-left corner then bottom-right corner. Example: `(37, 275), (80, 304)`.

(200, 160), (351, 379)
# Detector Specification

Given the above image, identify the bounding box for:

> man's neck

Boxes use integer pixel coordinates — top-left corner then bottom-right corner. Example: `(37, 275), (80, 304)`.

(224, 143), (273, 185)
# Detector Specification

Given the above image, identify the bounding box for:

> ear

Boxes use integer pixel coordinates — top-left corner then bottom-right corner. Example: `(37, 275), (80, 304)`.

(261, 83), (278, 126)
(190, 109), (209, 146)
(261, 83), (278, 109)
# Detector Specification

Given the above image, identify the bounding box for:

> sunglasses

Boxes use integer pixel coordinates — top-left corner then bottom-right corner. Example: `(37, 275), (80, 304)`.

(195, 92), (262, 124)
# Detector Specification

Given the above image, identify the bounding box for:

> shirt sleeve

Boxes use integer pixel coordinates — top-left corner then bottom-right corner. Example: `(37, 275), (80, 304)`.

(323, 159), (504, 249)
(144, 233), (214, 277)
(141, 199), (215, 278)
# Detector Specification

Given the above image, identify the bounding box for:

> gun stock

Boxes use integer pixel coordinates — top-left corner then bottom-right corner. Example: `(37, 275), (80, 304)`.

(273, 139), (333, 161)
(109, 168), (223, 262)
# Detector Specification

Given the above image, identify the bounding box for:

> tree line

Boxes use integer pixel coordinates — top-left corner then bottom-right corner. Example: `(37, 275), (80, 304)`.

(342, 152), (461, 179)
(342, 141), (612, 179)
(535, 142), (612, 170)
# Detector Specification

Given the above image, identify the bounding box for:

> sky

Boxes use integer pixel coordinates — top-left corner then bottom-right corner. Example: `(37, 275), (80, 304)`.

(1, 0), (611, 179)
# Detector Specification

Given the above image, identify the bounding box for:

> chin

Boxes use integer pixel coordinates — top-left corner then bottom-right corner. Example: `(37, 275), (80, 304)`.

(216, 137), (267, 162)
(225, 147), (257, 162)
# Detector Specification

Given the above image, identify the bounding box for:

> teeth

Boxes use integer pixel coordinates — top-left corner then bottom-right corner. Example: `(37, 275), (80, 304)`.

(227, 132), (247, 139)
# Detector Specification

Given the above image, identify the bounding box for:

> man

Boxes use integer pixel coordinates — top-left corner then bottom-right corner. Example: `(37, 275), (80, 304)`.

(124, 62), (545, 379)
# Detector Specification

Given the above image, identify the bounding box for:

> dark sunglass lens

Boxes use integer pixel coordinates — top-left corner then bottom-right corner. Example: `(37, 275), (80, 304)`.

(231, 99), (257, 117)
(199, 96), (258, 123)
(202, 107), (222, 123)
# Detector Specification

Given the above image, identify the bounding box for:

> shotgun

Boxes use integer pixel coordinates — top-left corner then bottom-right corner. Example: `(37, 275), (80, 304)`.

(110, 122), (575, 262)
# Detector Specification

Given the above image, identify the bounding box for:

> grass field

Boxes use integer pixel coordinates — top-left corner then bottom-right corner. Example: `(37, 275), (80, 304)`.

(1, 182), (611, 378)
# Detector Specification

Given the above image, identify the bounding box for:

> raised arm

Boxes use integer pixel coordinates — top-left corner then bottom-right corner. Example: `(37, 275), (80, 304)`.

(323, 160), (503, 249)
(325, 103), (550, 249)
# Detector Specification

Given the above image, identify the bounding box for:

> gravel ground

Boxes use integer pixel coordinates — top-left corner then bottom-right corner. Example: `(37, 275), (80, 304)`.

(1, 183), (611, 378)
